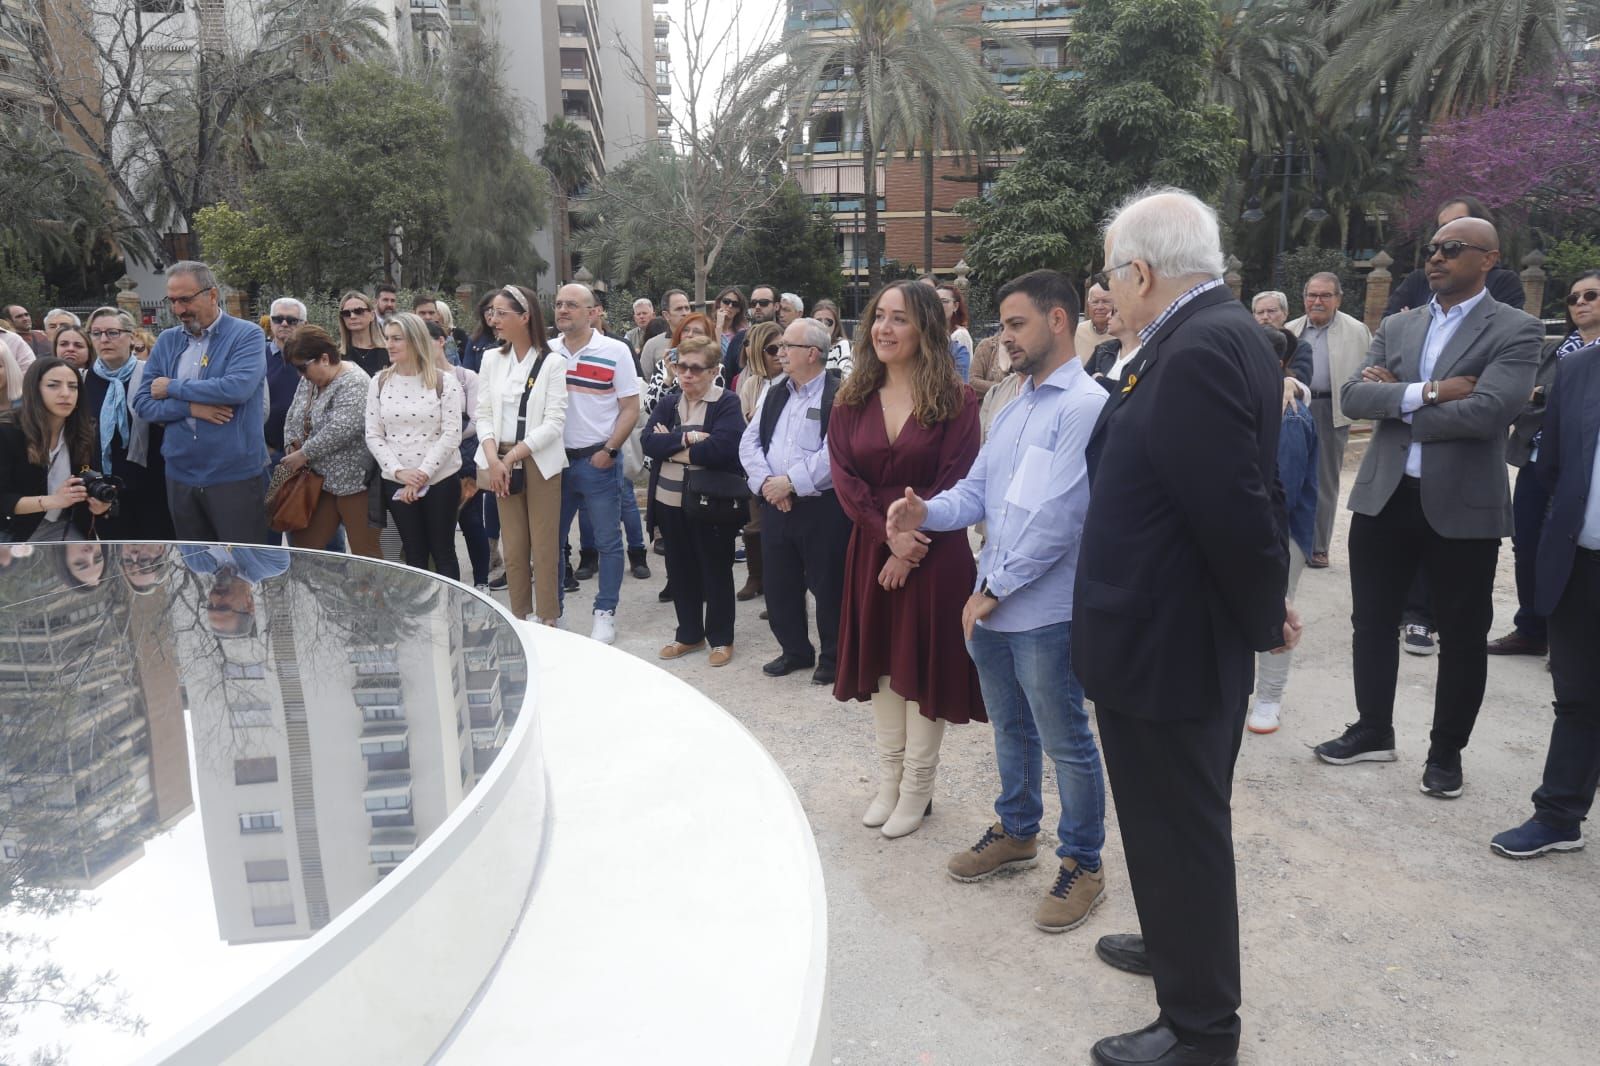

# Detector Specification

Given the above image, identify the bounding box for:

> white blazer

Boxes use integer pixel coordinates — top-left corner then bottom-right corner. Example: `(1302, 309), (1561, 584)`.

(1287, 309), (1374, 428)
(474, 344), (569, 479)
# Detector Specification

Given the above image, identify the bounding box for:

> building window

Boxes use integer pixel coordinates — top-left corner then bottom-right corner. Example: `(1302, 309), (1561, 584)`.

(245, 859), (290, 883)
(224, 662), (266, 680)
(1, 841), (18, 861)
(362, 705), (405, 721)
(233, 756), (279, 785)
(359, 738), (408, 756)
(363, 793), (411, 812)
(370, 848), (413, 864)
(251, 903), (296, 927)
(238, 811), (283, 834)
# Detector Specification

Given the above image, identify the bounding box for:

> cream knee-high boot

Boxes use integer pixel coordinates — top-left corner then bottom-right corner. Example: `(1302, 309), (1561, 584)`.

(881, 700), (945, 838)
(863, 678), (906, 827)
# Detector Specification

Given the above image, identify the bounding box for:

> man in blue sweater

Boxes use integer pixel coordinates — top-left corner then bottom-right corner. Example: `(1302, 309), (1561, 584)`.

(132, 261), (270, 544)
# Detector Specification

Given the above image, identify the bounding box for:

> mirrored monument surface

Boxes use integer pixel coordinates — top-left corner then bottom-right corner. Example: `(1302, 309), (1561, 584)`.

(0, 543), (525, 1064)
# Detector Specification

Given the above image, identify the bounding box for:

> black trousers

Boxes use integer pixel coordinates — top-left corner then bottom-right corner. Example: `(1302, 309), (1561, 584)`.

(168, 473), (269, 545)
(656, 503), (736, 646)
(1349, 477), (1500, 763)
(1533, 550), (1600, 828)
(761, 492), (852, 669)
(385, 473), (462, 580)
(1510, 460), (1552, 641)
(1096, 699), (1248, 1055)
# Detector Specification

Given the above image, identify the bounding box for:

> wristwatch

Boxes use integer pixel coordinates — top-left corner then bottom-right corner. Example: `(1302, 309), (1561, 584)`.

(607, 446), (621, 459)
(1426, 381), (1440, 404)
(980, 581), (999, 601)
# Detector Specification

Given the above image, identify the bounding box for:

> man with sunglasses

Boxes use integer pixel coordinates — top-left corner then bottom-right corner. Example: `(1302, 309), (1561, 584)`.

(1318, 218), (1542, 799)
(264, 298), (307, 464)
(133, 260), (270, 544)
(722, 284), (778, 383)
(1384, 196), (1525, 318)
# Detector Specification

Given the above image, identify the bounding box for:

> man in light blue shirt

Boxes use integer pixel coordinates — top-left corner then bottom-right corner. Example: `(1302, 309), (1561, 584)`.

(739, 318), (851, 685)
(888, 270), (1108, 933)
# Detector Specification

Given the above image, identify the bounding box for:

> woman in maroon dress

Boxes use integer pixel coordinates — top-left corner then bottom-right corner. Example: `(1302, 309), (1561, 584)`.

(829, 280), (984, 839)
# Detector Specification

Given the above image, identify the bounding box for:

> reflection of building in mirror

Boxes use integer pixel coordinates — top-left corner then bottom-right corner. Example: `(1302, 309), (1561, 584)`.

(175, 572), (511, 945)
(0, 559), (192, 893)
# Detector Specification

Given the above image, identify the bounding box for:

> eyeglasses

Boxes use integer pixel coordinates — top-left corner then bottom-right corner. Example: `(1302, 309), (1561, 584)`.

(270, 315), (303, 326)
(750, 298), (774, 308)
(1566, 289), (1600, 306)
(720, 297), (742, 307)
(340, 307), (372, 318)
(1089, 261), (1136, 290)
(781, 342), (818, 352)
(675, 362), (712, 375)
(165, 288), (214, 308)
(289, 360), (313, 376)
(762, 343), (781, 356)
(1304, 292), (1339, 302)
(89, 328), (129, 340)
(1423, 240), (1492, 260)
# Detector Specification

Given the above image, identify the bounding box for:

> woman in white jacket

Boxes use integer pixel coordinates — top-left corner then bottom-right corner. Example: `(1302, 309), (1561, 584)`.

(476, 284), (568, 624)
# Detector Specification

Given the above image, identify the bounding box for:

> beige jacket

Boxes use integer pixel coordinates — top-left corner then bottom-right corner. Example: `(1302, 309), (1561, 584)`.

(1287, 310), (1373, 428)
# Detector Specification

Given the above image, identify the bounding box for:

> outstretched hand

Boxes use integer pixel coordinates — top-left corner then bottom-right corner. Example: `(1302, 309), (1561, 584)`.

(886, 486), (928, 536)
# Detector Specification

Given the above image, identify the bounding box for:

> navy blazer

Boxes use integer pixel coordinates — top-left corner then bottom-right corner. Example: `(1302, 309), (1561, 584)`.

(1072, 287), (1289, 721)
(1534, 346), (1600, 616)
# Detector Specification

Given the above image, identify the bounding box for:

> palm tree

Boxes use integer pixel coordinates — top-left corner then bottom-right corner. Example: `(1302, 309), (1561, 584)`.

(1208, 0), (1326, 154)
(1318, 0), (1600, 126)
(540, 117), (596, 285)
(741, 0), (994, 292)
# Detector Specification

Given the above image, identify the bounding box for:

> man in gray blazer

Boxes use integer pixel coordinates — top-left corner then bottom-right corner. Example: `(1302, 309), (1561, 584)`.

(1313, 217), (1541, 799)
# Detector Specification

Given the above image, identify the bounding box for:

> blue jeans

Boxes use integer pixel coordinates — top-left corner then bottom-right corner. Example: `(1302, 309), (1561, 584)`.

(560, 455), (624, 613)
(967, 620), (1105, 868)
(575, 463), (645, 553)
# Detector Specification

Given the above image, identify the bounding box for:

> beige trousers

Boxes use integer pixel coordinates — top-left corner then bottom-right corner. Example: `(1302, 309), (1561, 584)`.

(498, 459), (563, 621)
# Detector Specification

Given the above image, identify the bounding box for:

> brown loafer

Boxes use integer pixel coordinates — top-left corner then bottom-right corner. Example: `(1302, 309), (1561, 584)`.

(1486, 630), (1547, 656)
(708, 646), (733, 667)
(659, 640), (706, 660)
(1307, 551), (1330, 569)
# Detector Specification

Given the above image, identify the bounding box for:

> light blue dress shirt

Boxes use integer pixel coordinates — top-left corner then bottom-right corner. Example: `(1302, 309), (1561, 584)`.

(921, 358), (1106, 632)
(177, 321), (213, 432)
(1580, 432), (1600, 550)
(1399, 289), (1488, 478)
(738, 373), (834, 497)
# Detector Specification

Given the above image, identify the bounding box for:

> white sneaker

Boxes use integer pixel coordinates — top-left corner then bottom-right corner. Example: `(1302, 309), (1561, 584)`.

(590, 609), (616, 644)
(1248, 700), (1281, 735)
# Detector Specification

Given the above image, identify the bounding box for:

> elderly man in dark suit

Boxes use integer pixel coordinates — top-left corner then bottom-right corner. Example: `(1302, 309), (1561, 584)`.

(1314, 217), (1541, 797)
(1073, 187), (1296, 1066)
(1490, 344), (1600, 858)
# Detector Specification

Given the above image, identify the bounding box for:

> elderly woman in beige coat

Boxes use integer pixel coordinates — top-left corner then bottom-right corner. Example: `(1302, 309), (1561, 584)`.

(476, 284), (569, 624)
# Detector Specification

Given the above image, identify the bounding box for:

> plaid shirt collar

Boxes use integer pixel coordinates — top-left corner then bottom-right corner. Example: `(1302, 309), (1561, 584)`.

(1137, 278), (1228, 347)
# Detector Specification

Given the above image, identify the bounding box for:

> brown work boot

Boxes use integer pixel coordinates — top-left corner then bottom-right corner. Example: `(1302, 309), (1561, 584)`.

(947, 823), (1039, 882)
(1034, 857), (1105, 933)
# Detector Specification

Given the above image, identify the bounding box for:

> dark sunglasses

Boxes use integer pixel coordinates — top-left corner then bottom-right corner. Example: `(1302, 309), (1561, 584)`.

(750, 298), (774, 307)
(762, 343), (781, 356)
(675, 361), (713, 374)
(271, 315), (303, 326)
(1566, 289), (1600, 307)
(340, 307), (371, 318)
(1423, 240), (1492, 260)
(720, 297), (743, 307)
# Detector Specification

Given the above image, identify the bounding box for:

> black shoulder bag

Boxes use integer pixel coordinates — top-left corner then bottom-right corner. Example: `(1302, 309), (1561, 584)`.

(505, 351), (549, 495)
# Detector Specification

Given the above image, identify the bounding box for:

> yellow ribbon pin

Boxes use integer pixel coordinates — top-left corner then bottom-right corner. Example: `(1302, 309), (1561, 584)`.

(1120, 372), (1139, 394)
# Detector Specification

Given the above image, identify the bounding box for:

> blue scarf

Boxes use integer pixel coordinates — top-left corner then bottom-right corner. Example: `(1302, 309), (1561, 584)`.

(91, 356), (137, 474)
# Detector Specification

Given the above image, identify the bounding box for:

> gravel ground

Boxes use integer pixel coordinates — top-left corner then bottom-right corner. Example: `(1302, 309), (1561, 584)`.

(492, 445), (1599, 1066)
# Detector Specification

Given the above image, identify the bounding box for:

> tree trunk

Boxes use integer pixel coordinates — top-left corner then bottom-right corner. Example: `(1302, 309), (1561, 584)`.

(922, 135), (934, 275)
(863, 116), (880, 294)
(556, 188), (571, 284)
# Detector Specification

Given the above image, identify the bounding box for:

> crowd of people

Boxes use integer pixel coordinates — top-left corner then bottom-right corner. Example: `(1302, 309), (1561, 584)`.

(3, 181), (1599, 1065)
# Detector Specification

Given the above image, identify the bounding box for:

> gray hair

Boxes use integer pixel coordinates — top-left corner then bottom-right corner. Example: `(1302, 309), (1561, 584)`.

(270, 297), (308, 318)
(1102, 186), (1226, 282)
(792, 317), (831, 355)
(632, 297), (654, 311)
(779, 292), (804, 314)
(45, 308), (81, 326)
(1251, 290), (1288, 314)
(167, 260), (219, 292)
(1304, 272), (1343, 295)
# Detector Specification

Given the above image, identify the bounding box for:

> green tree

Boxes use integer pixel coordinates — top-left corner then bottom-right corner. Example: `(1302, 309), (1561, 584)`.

(956, 0), (1239, 285)
(445, 34), (549, 287)
(1208, 0), (1325, 154)
(711, 180), (844, 304)
(742, 0), (996, 292)
(539, 118), (598, 286)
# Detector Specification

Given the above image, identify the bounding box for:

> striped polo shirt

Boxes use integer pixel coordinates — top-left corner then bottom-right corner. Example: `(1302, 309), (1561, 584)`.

(551, 330), (641, 448)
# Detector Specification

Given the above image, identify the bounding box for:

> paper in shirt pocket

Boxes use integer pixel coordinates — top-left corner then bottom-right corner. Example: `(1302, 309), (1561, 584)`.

(1003, 445), (1054, 512)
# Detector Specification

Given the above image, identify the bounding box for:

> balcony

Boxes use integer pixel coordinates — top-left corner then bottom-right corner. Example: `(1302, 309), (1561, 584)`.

(987, 65), (1079, 85)
(981, 0), (1075, 21)
(655, 38), (669, 58)
(448, 5), (478, 25)
(793, 138), (862, 155)
(655, 16), (669, 37)
(410, 0), (450, 31)
(656, 76), (671, 94)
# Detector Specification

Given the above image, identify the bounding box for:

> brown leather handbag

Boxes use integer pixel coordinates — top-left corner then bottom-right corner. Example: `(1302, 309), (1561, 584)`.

(267, 404), (325, 533)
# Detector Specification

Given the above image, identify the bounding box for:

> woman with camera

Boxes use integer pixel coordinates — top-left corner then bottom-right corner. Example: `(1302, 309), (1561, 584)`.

(641, 336), (747, 667)
(83, 306), (173, 540)
(0, 357), (113, 541)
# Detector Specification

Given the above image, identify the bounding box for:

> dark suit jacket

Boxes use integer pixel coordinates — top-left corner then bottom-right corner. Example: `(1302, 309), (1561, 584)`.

(1073, 287), (1288, 721)
(1534, 347), (1600, 616)
(1506, 336), (1565, 468)
(0, 422), (95, 541)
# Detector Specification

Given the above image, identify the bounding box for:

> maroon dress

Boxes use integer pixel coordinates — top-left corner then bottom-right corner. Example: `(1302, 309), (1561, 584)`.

(828, 387), (986, 724)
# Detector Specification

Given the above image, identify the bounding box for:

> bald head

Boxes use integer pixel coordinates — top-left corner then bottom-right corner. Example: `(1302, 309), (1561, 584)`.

(553, 283), (596, 338)
(1425, 217), (1501, 306)
(1437, 216), (1499, 252)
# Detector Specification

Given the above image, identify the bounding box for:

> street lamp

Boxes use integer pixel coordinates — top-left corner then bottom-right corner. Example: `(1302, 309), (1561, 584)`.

(1240, 131), (1325, 288)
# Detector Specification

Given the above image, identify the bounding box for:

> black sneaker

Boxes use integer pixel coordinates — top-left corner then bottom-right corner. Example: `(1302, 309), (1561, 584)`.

(628, 547), (651, 579)
(574, 549), (599, 581)
(1490, 818), (1584, 859)
(1419, 762), (1464, 799)
(1314, 722), (1398, 765)
(563, 563), (580, 593)
(1401, 624), (1437, 656)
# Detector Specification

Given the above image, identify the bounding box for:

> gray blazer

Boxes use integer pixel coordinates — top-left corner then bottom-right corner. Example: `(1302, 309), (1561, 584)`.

(1340, 293), (1541, 539)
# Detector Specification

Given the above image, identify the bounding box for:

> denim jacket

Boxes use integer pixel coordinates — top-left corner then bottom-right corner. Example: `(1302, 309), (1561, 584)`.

(1278, 394), (1319, 559)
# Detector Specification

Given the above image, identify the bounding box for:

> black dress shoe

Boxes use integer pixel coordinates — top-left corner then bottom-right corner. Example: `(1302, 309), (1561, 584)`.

(1094, 933), (1151, 976)
(1091, 1019), (1237, 1066)
(657, 583), (674, 603)
(811, 664), (835, 686)
(563, 564), (580, 593)
(763, 654), (814, 677)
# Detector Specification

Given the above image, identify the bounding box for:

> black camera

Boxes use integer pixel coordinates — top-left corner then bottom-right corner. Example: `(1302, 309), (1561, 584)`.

(78, 469), (125, 503)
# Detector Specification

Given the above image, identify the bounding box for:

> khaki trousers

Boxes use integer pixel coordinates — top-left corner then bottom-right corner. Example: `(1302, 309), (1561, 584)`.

(291, 490), (382, 558)
(499, 461), (563, 621)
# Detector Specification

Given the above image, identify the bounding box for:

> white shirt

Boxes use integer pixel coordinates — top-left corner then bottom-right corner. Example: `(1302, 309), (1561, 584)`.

(1399, 289), (1488, 478)
(1107, 345), (1141, 382)
(552, 330), (640, 449)
(44, 431), (69, 522)
(495, 347), (542, 444)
